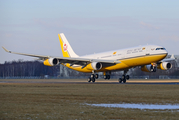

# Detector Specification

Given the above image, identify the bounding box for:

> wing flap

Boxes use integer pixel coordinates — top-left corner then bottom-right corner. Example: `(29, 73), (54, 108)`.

(56, 57), (121, 65)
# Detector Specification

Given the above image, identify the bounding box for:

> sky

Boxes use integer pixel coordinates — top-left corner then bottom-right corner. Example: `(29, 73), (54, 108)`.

(1, 0), (179, 63)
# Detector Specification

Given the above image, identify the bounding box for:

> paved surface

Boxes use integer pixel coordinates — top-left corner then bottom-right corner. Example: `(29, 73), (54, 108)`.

(0, 79), (179, 84)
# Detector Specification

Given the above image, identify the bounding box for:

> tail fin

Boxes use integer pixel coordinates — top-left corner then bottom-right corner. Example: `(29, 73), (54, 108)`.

(171, 54), (175, 59)
(58, 33), (79, 58)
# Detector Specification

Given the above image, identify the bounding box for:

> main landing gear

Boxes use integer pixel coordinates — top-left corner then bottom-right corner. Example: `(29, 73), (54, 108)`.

(87, 72), (98, 83)
(119, 70), (130, 83)
(119, 75), (130, 83)
(87, 70), (130, 83)
(87, 71), (111, 83)
(104, 75), (110, 80)
(103, 71), (111, 80)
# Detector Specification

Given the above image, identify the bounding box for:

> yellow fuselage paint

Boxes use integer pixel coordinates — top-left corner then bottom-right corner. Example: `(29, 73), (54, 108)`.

(62, 54), (167, 73)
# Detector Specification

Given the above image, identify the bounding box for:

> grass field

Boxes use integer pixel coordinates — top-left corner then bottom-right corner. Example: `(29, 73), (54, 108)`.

(1, 79), (179, 119)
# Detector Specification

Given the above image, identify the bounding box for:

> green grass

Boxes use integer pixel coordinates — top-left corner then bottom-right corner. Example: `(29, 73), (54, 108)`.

(0, 81), (179, 119)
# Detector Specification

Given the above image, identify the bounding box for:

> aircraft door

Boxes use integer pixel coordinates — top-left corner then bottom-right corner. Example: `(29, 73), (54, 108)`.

(146, 46), (150, 56)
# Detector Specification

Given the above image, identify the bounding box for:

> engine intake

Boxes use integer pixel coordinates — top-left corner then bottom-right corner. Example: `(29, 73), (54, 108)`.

(157, 62), (172, 70)
(86, 62), (102, 70)
(43, 58), (59, 66)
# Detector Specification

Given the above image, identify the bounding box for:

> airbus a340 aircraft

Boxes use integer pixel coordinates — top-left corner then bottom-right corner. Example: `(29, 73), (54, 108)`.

(3, 33), (175, 83)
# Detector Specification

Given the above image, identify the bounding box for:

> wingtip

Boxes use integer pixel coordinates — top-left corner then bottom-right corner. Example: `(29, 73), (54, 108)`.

(2, 46), (10, 53)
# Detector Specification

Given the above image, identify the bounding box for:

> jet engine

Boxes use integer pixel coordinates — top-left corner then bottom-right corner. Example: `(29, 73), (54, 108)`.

(86, 62), (102, 70)
(141, 65), (156, 72)
(43, 58), (59, 66)
(157, 62), (172, 70)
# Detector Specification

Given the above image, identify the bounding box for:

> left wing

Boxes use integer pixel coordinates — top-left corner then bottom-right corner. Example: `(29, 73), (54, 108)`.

(2, 47), (49, 60)
(2, 47), (120, 66)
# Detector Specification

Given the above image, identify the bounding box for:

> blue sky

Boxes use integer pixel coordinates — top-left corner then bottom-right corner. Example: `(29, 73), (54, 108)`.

(1, 0), (179, 63)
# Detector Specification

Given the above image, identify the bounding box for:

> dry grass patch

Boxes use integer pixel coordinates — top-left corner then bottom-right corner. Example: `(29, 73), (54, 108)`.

(0, 83), (179, 119)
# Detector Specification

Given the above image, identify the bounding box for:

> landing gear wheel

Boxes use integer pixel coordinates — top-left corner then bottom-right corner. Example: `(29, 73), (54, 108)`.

(153, 67), (156, 72)
(122, 75), (126, 80)
(87, 77), (91, 82)
(104, 75), (110, 80)
(107, 75), (110, 80)
(150, 65), (157, 72)
(118, 70), (129, 83)
(91, 74), (95, 78)
(126, 75), (130, 80)
(92, 78), (95, 83)
(104, 75), (107, 79)
(95, 74), (99, 79)
(119, 78), (126, 83)
(119, 78), (122, 83)
(123, 79), (126, 83)
(88, 72), (96, 83)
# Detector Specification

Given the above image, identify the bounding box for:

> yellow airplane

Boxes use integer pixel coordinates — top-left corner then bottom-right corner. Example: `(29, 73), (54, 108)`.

(2, 33), (175, 83)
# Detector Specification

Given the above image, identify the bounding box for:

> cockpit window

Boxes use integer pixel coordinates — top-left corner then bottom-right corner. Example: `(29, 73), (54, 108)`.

(156, 48), (166, 50)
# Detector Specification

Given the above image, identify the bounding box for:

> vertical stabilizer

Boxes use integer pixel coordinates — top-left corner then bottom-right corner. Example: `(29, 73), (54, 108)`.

(171, 54), (175, 59)
(58, 33), (79, 58)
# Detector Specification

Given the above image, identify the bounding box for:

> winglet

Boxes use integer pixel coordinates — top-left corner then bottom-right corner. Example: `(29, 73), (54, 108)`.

(2, 47), (11, 53)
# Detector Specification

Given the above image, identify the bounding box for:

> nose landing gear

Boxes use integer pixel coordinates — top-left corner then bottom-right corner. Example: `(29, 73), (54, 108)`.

(150, 63), (157, 72)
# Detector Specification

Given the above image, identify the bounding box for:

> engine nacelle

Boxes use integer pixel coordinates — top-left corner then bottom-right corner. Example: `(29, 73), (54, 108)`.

(157, 62), (172, 70)
(86, 62), (102, 70)
(43, 58), (59, 66)
(141, 65), (156, 72)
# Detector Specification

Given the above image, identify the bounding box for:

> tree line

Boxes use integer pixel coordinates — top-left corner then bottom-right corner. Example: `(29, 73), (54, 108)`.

(0, 60), (178, 78)
(0, 60), (60, 77)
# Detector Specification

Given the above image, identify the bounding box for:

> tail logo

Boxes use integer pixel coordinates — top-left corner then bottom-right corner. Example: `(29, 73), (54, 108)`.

(63, 43), (68, 52)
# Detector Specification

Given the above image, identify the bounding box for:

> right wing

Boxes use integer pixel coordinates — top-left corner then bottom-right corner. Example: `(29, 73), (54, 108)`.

(161, 54), (176, 62)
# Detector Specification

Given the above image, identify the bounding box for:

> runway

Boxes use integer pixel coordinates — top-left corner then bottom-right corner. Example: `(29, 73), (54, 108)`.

(0, 79), (179, 84)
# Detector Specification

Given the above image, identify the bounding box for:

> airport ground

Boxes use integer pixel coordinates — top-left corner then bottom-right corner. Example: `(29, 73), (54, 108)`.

(0, 79), (179, 119)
